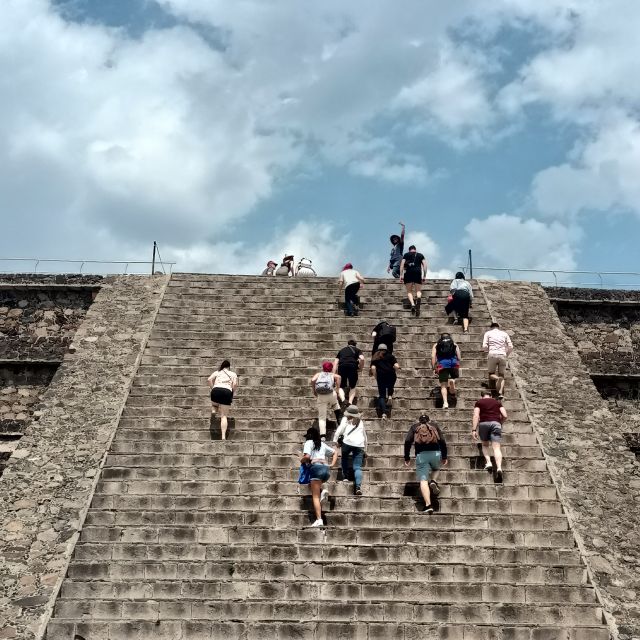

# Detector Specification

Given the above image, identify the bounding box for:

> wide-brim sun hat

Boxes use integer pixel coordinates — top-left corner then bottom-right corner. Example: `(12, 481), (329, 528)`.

(345, 405), (361, 419)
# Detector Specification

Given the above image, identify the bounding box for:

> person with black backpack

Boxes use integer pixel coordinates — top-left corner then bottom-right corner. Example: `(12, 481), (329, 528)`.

(371, 320), (397, 355)
(370, 344), (400, 420)
(431, 333), (462, 410)
(333, 339), (365, 406)
(310, 361), (342, 437)
(404, 414), (448, 513)
(399, 244), (427, 316)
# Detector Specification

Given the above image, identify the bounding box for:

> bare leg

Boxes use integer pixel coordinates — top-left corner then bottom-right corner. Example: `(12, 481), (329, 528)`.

(211, 402), (218, 415)
(492, 442), (503, 471)
(462, 318), (469, 331)
(348, 387), (357, 404)
(415, 284), (422, 300)
(219, 405), (229, 440)
(338, 388), (346, 403)
(440, 382), (448, 408)
(310, 480), (323, 520)
(419, 480), (432, 506)
(406, 284), (415, 307)
(497, 376), (505, 396)
(448, 380), (456, 397)
(481, 442), (492, 466)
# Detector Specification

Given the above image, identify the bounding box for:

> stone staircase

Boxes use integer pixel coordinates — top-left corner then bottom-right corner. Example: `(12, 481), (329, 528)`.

(46, 275), (609, 639)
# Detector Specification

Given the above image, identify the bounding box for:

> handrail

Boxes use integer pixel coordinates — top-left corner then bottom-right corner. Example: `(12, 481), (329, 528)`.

(470, 266), (640, 290)
(0, 258), (176, 275)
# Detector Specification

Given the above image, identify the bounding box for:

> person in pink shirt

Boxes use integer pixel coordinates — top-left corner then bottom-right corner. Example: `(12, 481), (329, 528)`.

(482, 322), (513, 400)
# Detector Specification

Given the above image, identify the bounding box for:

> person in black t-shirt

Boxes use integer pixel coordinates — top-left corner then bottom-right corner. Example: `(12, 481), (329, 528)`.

(399, 245), (426, 316)
(333, 339), (365, 405)
(370, 344), (400, 420)
(371, 320), (396, 355)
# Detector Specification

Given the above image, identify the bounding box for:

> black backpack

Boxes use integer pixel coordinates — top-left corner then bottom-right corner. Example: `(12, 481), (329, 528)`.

(436, 335), (456, 359)
(379, 322), (396, 340)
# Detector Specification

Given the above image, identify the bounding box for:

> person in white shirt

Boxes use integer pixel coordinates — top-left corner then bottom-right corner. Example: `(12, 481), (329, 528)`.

(207, 360), (239, 440)
(334, 405), (368, 496)
(301, 427), (338, 527)
(445, 272), (473, 333)
(482, 322), (514, 399)
(338, 263), (365, 316)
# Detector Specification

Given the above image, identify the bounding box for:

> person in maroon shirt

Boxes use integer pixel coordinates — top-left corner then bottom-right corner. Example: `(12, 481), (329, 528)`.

(472, 390), (508, 482)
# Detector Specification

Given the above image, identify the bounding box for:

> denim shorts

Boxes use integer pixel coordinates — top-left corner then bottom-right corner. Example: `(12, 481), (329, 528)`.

(478, 421), (502, 442)
(415, 450), (442, 481)
(309, 463), (330, 482)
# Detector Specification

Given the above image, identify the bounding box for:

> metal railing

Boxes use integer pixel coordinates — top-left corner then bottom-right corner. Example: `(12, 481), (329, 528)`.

(0, 258), (175, 275)
(470, 267), (640, 290)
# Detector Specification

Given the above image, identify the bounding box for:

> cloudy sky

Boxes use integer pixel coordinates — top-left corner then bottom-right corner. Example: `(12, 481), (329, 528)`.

(2, 0), (640, 281)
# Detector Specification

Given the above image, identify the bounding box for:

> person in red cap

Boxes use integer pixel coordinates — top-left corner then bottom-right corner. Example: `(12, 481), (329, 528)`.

(261, 260), (277, 276)
(338, 263), (365, 316)
(310, 361), (342, 437)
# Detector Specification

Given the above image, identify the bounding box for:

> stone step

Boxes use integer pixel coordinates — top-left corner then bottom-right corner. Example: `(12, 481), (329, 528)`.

(46, 619), (610, 640)
(78, 524), (578, 548)
(73, 541), (583, 565)
(93, 479), (556, 501)
(79, 510), (570, 531)
(101, 449), (545, 471)
(52, 579), (596, 604)
(112, 429), (538, 451)
(88, 494), (562, 516)
(113, 426), (536, 445)
(116, 416), (534, 430)
(63, 558), (585, 584)
(121, 397), (527, 412)
(99, 460), (549, 485)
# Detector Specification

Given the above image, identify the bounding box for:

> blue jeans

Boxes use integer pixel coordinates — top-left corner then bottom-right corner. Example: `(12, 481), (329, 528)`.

(341, 444), (364, 487)
(390, 261), (401, 279)
(344, 283), (360, 315)
(376, 374), (396, 415)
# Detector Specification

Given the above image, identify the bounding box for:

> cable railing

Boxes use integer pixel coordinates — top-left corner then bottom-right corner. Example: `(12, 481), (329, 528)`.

(0, 258), (175, 275)
(469, 266), (640, 290)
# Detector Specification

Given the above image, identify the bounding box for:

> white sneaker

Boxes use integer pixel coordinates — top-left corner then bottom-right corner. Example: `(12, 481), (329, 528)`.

(442, 402), (449, 409)
(310, 519), (324, 528)
(320, 489), (329, 503)
(381, 414), (388, 420)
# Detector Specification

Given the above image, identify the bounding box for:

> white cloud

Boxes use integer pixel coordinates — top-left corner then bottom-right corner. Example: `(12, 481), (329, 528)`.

(531, 113), (640, 219)
(165, 221), (348, 276)
(463, 214), (580, 274)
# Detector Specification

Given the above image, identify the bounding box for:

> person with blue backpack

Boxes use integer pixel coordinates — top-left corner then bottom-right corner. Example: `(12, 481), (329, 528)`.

(431, 333), (462, 409)
(300, 426), (338, 527)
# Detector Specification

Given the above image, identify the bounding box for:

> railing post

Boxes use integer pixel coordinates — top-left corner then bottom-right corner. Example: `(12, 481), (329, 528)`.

(151, 241), (157, 275)
(468, 249), (473, 279)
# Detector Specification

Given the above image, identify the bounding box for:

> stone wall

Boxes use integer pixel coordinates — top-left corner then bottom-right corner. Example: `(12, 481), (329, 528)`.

(0, 286), (96, 361)
(551, 300), (640, 375)
(0, 364), (59, 478)
(480, 280), (640, 640)
(0, 275), (169, 640)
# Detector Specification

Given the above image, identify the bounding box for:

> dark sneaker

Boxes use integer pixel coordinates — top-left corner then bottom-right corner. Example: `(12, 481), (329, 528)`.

(411, 305), (416, 315)
(428, 480), (440, 497)
(416, 299), (421, 317)
(422, 505), (434, 514)
(355, 487), (362, 496)
(386, 396), (393, 408)
(495, 470), (503, 483)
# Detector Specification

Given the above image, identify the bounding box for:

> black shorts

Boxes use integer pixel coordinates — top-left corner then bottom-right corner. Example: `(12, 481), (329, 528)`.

(403, 270), (422, 284)
(338, 365), (359, 389)
(211, 388), (233, 405)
